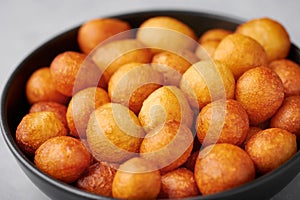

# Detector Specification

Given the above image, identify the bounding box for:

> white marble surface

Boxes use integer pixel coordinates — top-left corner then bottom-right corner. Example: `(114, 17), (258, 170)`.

(1, 0), (300, 199)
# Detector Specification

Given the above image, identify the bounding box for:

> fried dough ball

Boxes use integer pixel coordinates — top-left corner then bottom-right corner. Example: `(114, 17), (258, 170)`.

(78, 18), (132, 54)
(243, 126), (262, 146)
(196, 29), (232, 60)
(270, 96), (300, 137)
(195, 40), (219, 60)
(196, 99), (249, 146)
(138, 86), (193, 133)
(26, 67), (69, 104)
(76, 162), (118, 196)
(66, 87), (110, 138)
(108, 62), (163, 114)
(245, 128), (297, 174)
(269, 59), (300, 96)
(235, 66), (284, 125)
(213, 33), (268, 79)
(194, 143), (255, 195)
(112, 157), (161, 199)
(74, 57), (108, 92)
(136, 16), (197, 52)
(199, 28), (232, 44)
(92, 39), (152, 82)
(140, 121), (194, 174)
(159, 168), (199, 198)
(86, 103), (145, 163)
(183, 150), (199, 172)
(16, 112), (67, 156)
(236, 17), (291, 62)
(152, 50), (199, 85)
(50, 51), (86, 96)
(180, 60), (235, 109)
(29, 101), (68, 130)
(34, 136), (91, 183)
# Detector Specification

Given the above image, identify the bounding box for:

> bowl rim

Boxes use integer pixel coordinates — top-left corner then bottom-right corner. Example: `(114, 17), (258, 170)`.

(1, 9), (300, 200)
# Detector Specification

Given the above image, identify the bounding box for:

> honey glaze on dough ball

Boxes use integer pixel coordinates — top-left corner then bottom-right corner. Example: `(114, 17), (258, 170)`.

(194, 143), (255, 195)
(269, 59), (300, 96)
(29, 101), (68, 130)
(50, 51), (86, 97)
(112, 157), (161, 199)
(26, 67), (69, 104)
(236, 17), (291, 62)
(108, 62), (163, 114)
(138, 86), (193, 133)
(92, 39), (152, 83)
(140, 121), (194, 174)
(196, 99), (249, 146)
(76, 162), (118, 197)
(86, 103), (145, 163)
(78, 18), (132, 54)
(180, 60), (235, 109)
(66, 87), (110, 138)
(159, 168), (199, 199)
(270, 96), (300, 137)
(213, 33), (268, 79)
(151, 50), (199, 86)
(235, 66), (284, 125)
(16, 111), (67, 156)
(245, 128), (297, 174)
(136, 16), (197, 52)
(34, 136), (91, 183)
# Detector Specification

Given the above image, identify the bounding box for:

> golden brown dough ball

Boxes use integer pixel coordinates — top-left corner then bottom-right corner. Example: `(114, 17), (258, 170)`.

(50, 51), (86, 97)
(136, 16), (197, 52)
(195, 40), (219, 60)
(29, 101), (68, 130)
(34, 136), (91, 183)
(245, 128), (297, 174)
(152, 50), (199, 86)
(236, 17), (291, 62)
(92, 39), (152, 83)
(26, 67), (69, 104)
(78, 18), (132, 54)
(183, 150), (199, 172)
(112, 157), (161, 199)
(269, 59), (300, 96)
(108, 62), (163, 114)
(159, 168), (199, 198)
(180, 60), (235, 109)
(76, 162), (118, 196)
(66, 87), (110, 138)
(270, 96), (300, 137)
(196, 99), (249, 146)
(235, 66), (284, 125)
(243, 126), (262, 146)
(199, 28), (232, 43)
(213, 33), (268, 79)
(140, 121), (194, 174)
(194, 143), (255, 195)
(86, 103), (144, 163)
(16, 111), (67, 156)
(138, 86), (193, 133)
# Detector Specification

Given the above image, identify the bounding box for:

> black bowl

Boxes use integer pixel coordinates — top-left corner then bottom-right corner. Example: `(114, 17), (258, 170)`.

(1, 10), (300, 200)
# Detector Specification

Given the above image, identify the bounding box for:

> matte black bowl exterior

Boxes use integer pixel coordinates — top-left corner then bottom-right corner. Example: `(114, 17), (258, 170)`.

(1, 10), (300, 200)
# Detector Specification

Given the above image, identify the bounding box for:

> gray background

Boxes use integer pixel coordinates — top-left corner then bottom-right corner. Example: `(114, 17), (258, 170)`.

(1, 0), (300, 199)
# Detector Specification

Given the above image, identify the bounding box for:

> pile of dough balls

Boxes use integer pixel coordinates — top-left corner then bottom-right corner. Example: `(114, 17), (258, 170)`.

(18, 15), (300, 199)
